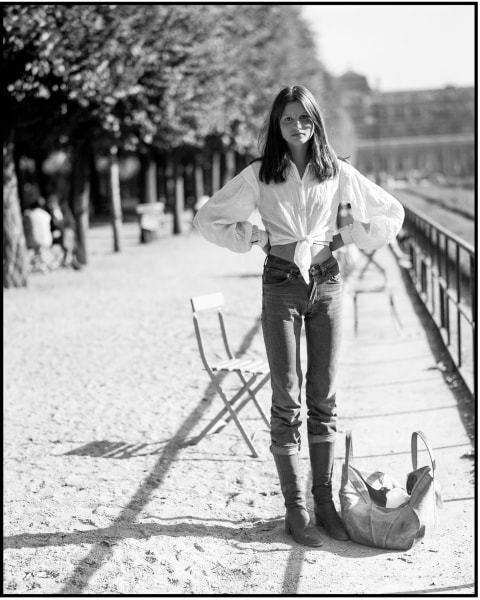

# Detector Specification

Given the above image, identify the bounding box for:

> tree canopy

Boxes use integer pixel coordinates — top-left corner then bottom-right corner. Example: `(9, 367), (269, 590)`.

(3, 4), (353, 288)
(4, 4), (350, 157)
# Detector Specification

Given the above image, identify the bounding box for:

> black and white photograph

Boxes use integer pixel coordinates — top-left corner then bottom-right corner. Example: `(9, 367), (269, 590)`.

(3, 2), (476, 596)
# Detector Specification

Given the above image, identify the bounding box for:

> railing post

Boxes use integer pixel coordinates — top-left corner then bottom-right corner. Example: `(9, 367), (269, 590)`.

(445, 238), (450, 345)
(430, 224), (436, 314)
(400, 203), (474, 396)
(456, 245), (462, 367)
(471, 253), (476, 378)
(421, 257), (427, 298)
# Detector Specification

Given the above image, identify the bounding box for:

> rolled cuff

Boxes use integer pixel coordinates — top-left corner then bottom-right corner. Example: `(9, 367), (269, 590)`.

(270, 443), (301, 456)
(308, 432), (338, 444)
(351, 219), (392, 252)
(234, 221), (254, 251)
(193, 212), (254, 253)
(250, 225), (269, 248)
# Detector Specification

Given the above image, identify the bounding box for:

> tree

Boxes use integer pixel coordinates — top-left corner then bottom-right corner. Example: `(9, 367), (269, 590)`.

(4, 5), (225, 241)
(202, 5), (348, 153)
(3, 4), (351, 279)
(3, 137), (28, 287)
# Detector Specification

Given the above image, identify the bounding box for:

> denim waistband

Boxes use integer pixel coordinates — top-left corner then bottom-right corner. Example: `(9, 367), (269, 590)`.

(265, 253), (337, 276)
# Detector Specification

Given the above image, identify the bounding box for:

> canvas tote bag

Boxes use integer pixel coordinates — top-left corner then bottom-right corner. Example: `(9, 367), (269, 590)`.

(339, 430), (443, 550)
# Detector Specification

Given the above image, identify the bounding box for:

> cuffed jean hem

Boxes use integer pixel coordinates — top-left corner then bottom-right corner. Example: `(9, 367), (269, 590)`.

(308, 432), (337, 444)
(269, 443), (300, 456)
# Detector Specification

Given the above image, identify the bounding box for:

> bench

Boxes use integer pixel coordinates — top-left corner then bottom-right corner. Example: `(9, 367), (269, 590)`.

(135, 203), (166, 243)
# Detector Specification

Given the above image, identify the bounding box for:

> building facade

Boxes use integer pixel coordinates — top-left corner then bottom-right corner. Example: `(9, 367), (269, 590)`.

(337, 72), (475, 184)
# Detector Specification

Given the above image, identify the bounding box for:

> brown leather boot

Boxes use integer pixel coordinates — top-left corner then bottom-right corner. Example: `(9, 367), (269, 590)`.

(273, 453), (323, 547)
(309, 442), (349, 541)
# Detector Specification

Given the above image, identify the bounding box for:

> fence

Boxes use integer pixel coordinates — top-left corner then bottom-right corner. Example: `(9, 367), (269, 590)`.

(402, 204), (476, 395)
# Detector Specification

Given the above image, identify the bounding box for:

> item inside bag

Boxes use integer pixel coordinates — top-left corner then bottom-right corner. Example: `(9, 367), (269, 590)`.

(406, 465), (444, 508)
(364, 471), (410, 508)
(406, 465), (431, 494)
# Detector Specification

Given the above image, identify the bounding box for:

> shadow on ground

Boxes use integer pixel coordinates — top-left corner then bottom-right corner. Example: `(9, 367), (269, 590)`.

(3, 517), (391, 559)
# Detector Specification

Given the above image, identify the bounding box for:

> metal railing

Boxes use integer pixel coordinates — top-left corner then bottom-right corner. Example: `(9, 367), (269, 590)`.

(401, 203), (476, 395)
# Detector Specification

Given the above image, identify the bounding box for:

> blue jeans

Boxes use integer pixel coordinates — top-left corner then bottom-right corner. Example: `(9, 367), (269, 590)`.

(261, 254), (344, 456)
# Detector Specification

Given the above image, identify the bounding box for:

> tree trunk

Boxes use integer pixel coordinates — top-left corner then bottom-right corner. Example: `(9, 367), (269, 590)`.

(146, 154), (157, 203)
(109, 146), (123, 252)
(89, 152), (101, 219)
(155, 152), (167, 203)
(140, 151), (158, 204)
(165, 155), (175, 216)
(211, 150), (221, 194)
(223, 149), (235, 186)
(194, 154), (205, 202)
(13, 145), (26, 209)
(70, 141), (91, 265)
(173, 159), (184, 235)
(34, 152), (49, 200)
(3, 138), (28, 288)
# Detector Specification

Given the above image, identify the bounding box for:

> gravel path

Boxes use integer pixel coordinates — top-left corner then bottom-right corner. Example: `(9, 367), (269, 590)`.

(3, 222), (475, 596)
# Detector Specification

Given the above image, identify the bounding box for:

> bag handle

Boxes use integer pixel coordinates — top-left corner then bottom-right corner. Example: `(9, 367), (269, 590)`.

(411, 430), (442, 515)
(411, 430), (436, 475)
(345, 430), (354, 469)
(347, 430), (436, 474)
(341, 430), (354, 488)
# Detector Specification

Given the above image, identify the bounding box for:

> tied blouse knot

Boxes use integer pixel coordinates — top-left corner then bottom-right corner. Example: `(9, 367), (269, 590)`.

(194, 158), (405, 283)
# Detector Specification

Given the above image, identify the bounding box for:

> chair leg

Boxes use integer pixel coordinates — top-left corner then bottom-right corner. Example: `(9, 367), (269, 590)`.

(223, 373), (270, 427)
(214, 380), (260, 457)
(353, 292), (359, 337)
(389, 291), (403, 332)
(190, 379), (254, 441)
(240, 373), (271, 427)
(190, 377), (260, 457)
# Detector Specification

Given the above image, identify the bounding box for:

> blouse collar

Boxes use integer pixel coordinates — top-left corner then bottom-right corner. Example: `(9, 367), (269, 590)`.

(285, 155), (314, 181)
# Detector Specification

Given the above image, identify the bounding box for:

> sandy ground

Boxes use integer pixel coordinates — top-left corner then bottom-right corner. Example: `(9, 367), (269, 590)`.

(3, 221), (476, 597)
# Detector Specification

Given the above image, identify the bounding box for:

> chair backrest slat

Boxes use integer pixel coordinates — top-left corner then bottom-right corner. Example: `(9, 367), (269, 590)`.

(190, 293), (233, 365)
(191, 293), (225, 313)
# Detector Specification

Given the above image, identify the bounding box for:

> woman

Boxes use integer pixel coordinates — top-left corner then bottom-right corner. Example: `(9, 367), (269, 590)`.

(194, 85), (404, 547)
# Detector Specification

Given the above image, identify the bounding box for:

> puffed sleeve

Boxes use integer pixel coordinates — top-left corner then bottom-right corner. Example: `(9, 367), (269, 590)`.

(338, 161), (405, 251)
(193, 165), (260, 253)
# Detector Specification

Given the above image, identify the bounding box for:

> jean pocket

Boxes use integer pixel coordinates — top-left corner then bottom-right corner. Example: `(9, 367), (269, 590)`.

(263, 266), (291, 286)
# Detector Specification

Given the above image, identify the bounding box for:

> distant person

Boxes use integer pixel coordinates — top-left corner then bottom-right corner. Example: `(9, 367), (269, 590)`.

(194, 85), (404, 547)
(46, 194), (82, 270)
(23, 199), (53, 272)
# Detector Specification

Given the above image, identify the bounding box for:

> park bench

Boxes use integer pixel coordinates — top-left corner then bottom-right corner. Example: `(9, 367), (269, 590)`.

(135, 202), (167, 243)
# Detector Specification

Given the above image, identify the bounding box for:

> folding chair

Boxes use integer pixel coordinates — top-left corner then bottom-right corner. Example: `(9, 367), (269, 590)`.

(352, 249), (402, 336)
(189, 293), (271, 458)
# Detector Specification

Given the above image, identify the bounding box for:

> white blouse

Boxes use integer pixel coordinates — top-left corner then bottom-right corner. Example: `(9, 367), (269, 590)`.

(194, 158), (405, 283)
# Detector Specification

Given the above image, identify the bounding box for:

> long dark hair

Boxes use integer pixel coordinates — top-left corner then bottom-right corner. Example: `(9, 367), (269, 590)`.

(258, 85), (338, 184)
